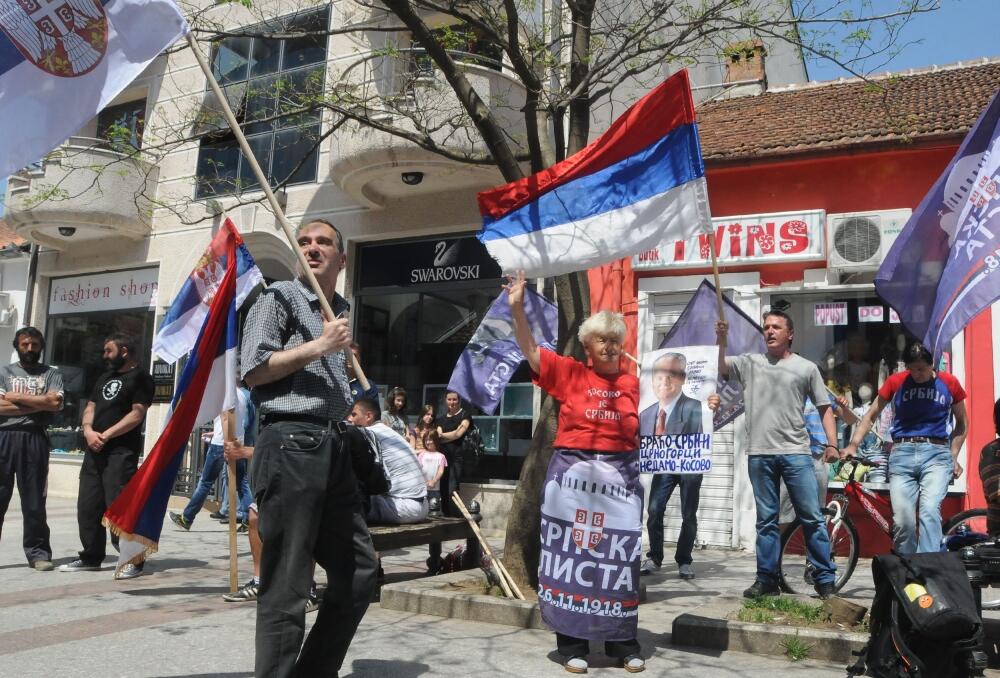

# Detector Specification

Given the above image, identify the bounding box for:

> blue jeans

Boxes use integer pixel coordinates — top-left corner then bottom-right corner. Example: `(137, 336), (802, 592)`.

(888, 442), (954, 554)
(183, 444), (251, 523)
(646, 473), (702, 566)
(748, 454), (836, 586)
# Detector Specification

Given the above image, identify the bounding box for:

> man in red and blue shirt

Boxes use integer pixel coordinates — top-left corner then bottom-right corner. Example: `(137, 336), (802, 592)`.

(844, 343), (968, 554)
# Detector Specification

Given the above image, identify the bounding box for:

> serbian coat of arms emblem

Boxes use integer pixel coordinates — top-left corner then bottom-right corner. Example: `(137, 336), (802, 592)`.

(0, 0), (108, 77)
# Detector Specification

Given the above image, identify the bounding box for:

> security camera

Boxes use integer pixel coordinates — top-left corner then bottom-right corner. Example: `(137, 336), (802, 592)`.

(58, 226), (76, 237)
(401, 171), (424, 186)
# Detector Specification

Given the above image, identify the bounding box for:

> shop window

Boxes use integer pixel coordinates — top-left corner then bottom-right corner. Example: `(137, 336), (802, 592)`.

(45, 310), (155, 454)
(776, 291), (957, 488)
(195, 7), (328, 198)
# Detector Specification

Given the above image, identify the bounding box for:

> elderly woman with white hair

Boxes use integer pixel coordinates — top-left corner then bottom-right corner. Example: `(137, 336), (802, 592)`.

(505, 271), (645, 674)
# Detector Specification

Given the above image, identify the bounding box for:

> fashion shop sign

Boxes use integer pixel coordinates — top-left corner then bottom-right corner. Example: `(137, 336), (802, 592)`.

(633, 209), (826, 270)
(49, 267), (159, 315)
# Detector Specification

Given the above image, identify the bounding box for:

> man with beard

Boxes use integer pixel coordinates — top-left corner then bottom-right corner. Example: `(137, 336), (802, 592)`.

(0, 327), (64, 571)
(59, 334), (154, 579)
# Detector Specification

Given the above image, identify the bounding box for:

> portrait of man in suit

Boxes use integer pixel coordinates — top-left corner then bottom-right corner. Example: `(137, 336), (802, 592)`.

(639, 352), (703, 437)
(639, 350), (706, 580)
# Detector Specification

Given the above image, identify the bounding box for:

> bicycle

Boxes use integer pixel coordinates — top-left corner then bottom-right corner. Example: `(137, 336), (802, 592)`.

(778, 454), (986, 595)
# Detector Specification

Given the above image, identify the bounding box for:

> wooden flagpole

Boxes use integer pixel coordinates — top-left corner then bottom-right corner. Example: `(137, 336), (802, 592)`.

(221, 410), (239, 592)
(185, 34), (371, 391)
(707, 230), (726, 322)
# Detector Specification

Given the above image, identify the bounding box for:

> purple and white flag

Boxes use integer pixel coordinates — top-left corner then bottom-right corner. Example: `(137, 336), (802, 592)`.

(538, 449), (643, 641)
(660, 279), (764, 428)
(875, 88), (1000, 357)
(447, 288), (557, 414)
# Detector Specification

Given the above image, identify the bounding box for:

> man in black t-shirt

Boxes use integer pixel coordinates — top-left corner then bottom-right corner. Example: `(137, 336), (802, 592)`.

(59, 334), (154, 579)
(436, 391), (471, 516)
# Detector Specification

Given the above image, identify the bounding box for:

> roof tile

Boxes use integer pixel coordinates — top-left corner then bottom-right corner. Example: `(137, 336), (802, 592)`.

(698, 60), (1000, 161)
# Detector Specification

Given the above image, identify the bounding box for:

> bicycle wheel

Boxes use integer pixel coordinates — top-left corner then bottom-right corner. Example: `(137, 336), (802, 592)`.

(779, 515), (859, 595)
(943, 508), (988, 536)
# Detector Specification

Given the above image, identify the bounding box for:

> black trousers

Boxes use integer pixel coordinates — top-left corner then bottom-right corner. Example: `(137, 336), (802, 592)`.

(253, 421), (378, 678)
(77, 445), (138, 564)
(0, 429), (52, 563)
(440, 452), (463, 516)
(646, 472), (703, 567)
(556, 632), (640, 659)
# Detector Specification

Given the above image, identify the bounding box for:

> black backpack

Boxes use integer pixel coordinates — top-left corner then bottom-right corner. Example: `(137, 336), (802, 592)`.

(848, 551), (986, 678)
(462, 421), (486, 458)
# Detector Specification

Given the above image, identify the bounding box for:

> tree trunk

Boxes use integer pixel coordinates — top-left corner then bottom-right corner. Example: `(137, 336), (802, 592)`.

(502, 269), (590, 589)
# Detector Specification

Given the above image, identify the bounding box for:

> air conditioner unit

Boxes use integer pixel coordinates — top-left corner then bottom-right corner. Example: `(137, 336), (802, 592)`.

(827, 208), (912, 272)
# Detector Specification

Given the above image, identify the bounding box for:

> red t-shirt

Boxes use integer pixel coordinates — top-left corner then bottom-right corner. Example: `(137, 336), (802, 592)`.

(532, 348), (639, 452)
(878, 370), (965, 439)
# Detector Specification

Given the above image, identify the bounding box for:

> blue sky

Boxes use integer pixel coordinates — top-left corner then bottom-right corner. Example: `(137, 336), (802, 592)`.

(805, 0), (1000, 81)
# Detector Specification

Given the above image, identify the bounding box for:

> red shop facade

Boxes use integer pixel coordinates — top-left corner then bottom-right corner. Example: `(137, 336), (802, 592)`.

(590, 59), (1000, 555)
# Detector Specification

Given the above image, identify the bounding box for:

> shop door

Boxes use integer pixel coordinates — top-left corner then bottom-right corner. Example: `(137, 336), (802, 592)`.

(649, 293), (735, 549)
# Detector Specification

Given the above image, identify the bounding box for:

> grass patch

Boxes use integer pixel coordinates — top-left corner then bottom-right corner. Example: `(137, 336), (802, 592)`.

(737, 596), (827, 625)
(781, 636), (813, 662)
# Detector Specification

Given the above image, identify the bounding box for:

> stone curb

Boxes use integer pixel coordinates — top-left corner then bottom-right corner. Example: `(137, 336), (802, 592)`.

(671, 595), (868, 663)
(380, 569), (545, 629)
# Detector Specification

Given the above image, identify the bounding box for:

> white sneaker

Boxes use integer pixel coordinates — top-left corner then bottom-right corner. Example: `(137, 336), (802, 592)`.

(564, 656), (588, 674)
(115, 563), (145, 580)
(678, 563), (695, 580)
(639, 558), (661, 575)
(622, 655), (645, 673)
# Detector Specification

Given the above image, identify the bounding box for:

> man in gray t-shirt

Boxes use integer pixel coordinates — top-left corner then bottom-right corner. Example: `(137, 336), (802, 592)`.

(717, 311), (841, 599)
(0, 327), (64, 570)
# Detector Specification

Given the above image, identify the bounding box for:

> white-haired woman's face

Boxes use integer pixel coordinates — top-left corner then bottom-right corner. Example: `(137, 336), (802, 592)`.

(584, 333), (622, 374)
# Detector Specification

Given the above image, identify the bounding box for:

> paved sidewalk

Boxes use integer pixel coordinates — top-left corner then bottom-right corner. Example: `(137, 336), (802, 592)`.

(2, 495), (872, 677)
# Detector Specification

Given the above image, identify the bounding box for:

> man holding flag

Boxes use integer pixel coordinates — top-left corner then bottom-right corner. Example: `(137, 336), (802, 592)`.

(241, 218), (377, 678)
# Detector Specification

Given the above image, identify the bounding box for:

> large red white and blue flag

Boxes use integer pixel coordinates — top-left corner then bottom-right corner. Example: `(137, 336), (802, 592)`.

(476, 69), (712, 277)
(103, 224), (251, 574)
(154, 218), (263, 363)
(875, 88), (1000, 357)
(0, 0), (188, 176)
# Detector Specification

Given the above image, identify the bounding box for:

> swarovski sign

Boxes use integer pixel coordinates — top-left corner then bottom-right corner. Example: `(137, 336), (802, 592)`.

(358, 235), (501, 290)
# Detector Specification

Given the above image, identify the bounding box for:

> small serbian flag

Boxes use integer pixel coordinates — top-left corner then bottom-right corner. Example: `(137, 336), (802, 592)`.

(103, 227), (240, 575)
(153, 218), (262, 363)
(477, 69), (712, 277)
(0, 0), (188, 176)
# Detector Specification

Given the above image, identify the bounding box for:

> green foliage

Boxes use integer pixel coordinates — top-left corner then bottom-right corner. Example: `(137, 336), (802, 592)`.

(781, 636), (813, 662)
(738, 596), (826, 625)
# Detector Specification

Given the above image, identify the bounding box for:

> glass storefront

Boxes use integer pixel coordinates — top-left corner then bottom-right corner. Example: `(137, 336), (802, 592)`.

(355, 233), (534, 482)
(776, 287), (957, 487)
(43, 267), (158, 454)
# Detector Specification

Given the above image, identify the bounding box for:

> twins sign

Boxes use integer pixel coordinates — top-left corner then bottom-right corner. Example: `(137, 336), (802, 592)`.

(638, 346), (717, 474)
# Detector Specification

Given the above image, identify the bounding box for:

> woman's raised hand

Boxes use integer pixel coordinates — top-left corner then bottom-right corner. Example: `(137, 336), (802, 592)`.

(504, 270), (527, 307)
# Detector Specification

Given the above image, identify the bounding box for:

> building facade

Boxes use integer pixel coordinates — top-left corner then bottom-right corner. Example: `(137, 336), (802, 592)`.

(3, 0), (806, 506)
(592, 58), (1000, 553)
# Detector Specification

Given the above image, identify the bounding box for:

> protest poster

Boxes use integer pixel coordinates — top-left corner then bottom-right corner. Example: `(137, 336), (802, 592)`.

(638, 346), (717, 474)
(538, 450), (642, 640)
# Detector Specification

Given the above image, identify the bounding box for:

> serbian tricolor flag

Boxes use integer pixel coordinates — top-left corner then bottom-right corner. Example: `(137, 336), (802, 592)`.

(477, 69), (712, 277)
(102, 226), (244, 574)
(154, 218), (263, 363)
